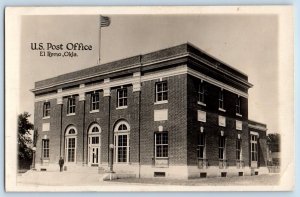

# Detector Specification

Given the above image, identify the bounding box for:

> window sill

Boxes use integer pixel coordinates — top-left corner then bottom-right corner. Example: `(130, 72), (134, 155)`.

(197, 101), (206, 106)
(116, 106), (128, 110)
(218, 108), (226, 112)
(90, 110), (99, 113)
(236, 113), (243, 117)
(42, 116), (50, 120)
(66, 113), (76, 116)
(154, 100), (168, 105)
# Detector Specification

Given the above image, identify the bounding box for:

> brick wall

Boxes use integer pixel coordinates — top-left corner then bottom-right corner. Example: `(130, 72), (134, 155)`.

(140, 74), (188, 166)
(34, 99), (62, 166)
(187, 75), (250, 167)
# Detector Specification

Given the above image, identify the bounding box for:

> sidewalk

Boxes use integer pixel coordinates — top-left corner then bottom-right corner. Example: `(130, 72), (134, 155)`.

(17, 170), (280, 187)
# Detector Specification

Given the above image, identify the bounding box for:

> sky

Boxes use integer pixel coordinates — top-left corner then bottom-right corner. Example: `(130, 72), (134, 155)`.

(20, 14), (278, 133)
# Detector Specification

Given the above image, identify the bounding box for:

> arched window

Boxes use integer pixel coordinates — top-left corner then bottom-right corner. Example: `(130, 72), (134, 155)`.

(89, 124), (101, 134)
(88, 124), (101, 166)
(68, 128), (76, 135)
(65, 126), (77, 163)
(114, 121), (130, 163)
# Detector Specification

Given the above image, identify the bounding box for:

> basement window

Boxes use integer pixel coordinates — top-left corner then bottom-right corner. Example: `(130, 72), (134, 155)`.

(154, 172), (166, 177)
(200, 173), (207, 178)
(221, 172), (227, 177)
(239, 172), (244, 176)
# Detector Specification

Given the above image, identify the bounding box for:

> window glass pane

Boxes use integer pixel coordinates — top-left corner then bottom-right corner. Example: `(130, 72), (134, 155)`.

(116, 134), (128, 162)
(157, 84), (162, 92)
(92, 127), (99, 133)
(156, 146), (162, 157)
(69, 129), (75, 134)
(162, 145), (168, 157)
(219, 149), (223, 159)
(155, 133), (168, 158)
(163, 82), (167, 91)
(119, 90), (123, 98)
(163, 92), (168, 100)
(162, 133), (168, 144)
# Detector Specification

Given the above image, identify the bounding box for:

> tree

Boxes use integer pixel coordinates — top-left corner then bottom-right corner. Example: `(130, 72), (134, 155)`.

(267, 133), (280, 152)
(18, 112), (34, 161)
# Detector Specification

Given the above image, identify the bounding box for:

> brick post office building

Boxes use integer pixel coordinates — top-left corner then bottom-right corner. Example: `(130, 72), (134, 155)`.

(32, 43), (269, 179)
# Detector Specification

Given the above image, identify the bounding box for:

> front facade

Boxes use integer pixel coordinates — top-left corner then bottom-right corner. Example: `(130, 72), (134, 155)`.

(32, 43), (268, 179)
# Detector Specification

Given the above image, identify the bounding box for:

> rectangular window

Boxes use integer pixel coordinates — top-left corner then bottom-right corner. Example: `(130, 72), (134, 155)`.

(117, 134), (128, 162)
(198, 82), (205, 104)
(67, 138), (76, 162)
(236, 139), (241, 160)
(155, 132), (168, 158)
(155, 81), (168, 102)
(236, 96), (241, 114)
(117, 88), (128, 108)
(42, 139), (49, 159)
(219, 90), (224, 109)
(43, 102), (51, 117)
(218, 136), (225, 160)
(91, 92), (100, 111)
(197, 132), (205, 159)
(251, 135), (258, 161)
(67, 97), (76, 114)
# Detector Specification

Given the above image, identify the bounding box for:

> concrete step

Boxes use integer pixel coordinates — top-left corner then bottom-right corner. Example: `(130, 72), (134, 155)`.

(63, 165), (106, 174)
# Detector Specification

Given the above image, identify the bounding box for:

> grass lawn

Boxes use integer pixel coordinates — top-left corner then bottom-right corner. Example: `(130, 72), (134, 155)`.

(111, 174), (280, 186)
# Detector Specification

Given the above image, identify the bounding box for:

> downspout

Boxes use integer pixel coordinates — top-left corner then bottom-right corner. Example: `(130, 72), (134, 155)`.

(59, 103), (63, 157)
(108, 94), (112, 169)
(138, 55), (142, 178)
(82, 99), (86, 166)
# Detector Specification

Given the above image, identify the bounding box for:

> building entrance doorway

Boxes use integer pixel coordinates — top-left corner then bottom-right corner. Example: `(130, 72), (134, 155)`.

(90, 147), (99, 165)
(88, 124), (101, 166)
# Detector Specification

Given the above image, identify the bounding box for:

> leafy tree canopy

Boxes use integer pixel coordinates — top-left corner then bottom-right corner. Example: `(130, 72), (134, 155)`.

(18, 112), (34, 160)
(267, 133), (280, 152)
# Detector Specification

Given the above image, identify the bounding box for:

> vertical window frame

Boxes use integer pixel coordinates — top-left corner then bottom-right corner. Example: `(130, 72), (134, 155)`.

(218, 136), (226, 160)
(197, 132), (206, 159)
(67, 97), (76, 115)
(117, 88), (128, 108)
(43, 102), (51, 118)
(198, 81), (205, 105)
(65, 126), (77, 163)
(90, 92), (100, 111)
(155, 132), (168, 158)
(155, 81), (168, 103)
(42, 139), (50, 159)
(114, 122), (130, 163)
(236, 139), (241, 161)
(251, 135), (258, 162)
(218, 89), (224, 110)
(236, 96), (241, 115)
(116, 134), (128, 162)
